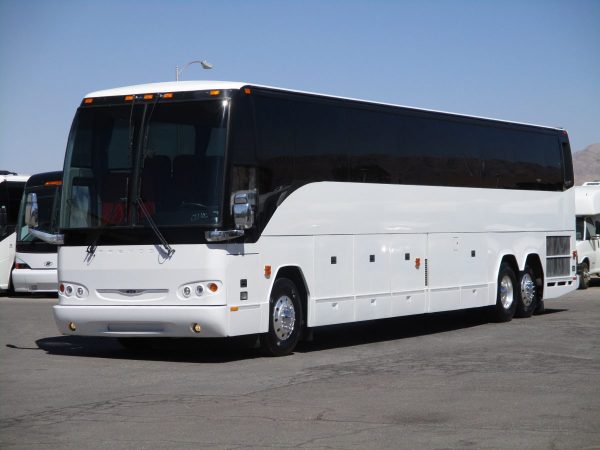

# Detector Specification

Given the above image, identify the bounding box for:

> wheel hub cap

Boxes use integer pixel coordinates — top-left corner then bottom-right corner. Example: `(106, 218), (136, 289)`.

(273, 295), (296, 341)
(500, 275), (514, 309)
(521, 273), (535, 307)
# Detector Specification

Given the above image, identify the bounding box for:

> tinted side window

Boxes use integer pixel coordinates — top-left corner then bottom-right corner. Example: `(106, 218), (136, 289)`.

(293, 100), (348, 183)
(347, 108), (397, 184)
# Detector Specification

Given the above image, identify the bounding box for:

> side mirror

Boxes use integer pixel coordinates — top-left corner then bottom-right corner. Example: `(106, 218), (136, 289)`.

(232, 190), (256, 230)
(25, 193), (39, 228)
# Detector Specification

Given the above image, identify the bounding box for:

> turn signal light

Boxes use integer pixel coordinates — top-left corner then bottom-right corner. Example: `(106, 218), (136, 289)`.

(207, 283), (218, 293)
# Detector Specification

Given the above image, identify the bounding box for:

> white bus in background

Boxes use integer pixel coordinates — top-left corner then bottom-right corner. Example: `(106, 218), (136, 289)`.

(575, 184), (600, 289)
(12, 171), (62, 293)
(29, 81), (577, 356)
(0, 172), (29, 294)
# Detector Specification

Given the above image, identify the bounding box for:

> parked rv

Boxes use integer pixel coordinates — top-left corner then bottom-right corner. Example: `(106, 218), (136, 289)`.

(576, 184), (600, 289)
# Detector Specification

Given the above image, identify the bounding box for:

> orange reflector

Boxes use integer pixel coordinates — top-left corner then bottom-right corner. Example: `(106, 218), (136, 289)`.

(230, 306), (239, 312)
(124, 95), (134, 101)
(244, 88), (252, 95)
(208, 283), (218, 293)
(143, 94), (153, 100)
(415, 258), (421, 269)
(83, 98), (93, 104)
(163, 92), (174, 99)
(209, 90), (220, 96)
(264, 265), (272, 278)
(44, 180), (62, 186)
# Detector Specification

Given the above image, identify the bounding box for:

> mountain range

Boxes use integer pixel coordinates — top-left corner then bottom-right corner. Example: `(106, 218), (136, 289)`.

(573, 143), (600, 185)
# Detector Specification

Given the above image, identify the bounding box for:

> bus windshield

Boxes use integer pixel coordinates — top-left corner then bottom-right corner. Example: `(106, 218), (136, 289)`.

(61, 99), (229, 230)
(17, 183), (61, 243)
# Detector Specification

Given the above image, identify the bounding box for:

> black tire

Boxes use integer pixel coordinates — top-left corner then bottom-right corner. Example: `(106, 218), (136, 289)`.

(578, 262), (590, 290)
(490, 262), (518, 322)
(261, 277), (303, 357)
(515, 265), (538, 318)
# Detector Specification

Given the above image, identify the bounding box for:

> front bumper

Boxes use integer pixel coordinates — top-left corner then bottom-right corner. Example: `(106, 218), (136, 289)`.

(53, 304), (229, 338)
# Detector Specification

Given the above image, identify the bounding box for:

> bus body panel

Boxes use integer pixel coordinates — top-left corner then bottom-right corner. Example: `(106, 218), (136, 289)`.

(54, 182), (576, 336)
(0, 233), (17, 290)
(12, 251), (57, 292)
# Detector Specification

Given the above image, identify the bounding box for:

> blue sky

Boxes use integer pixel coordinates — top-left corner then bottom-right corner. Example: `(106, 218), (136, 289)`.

(1, 0), (599, 175)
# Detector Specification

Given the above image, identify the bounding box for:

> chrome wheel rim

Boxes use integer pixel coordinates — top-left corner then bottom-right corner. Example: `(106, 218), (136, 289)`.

(520, 273), (536, 308)
(273, 295), (296, 341)
(500, 275), (514, 310)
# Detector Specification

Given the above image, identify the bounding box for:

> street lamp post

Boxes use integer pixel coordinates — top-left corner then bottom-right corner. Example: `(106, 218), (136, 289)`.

(175, 60), (213, 81)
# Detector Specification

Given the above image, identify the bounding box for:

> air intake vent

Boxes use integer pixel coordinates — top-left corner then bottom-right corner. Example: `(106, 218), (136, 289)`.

(546, 236), (570, 256)
(546, 257), (570, 277)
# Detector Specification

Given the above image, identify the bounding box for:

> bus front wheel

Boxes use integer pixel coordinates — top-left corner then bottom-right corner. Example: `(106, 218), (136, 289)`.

(490, 262), (518, 322)
(261, 277), (303, 357)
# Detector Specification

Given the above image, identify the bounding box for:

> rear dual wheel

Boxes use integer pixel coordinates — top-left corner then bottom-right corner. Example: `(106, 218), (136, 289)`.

(515, 266), (538, 318)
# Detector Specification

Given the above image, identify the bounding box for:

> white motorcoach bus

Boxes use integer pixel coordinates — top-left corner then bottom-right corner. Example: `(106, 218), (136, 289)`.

(40, 81), (576, 355)
(13, 171), (62, 293)
(0, 172), (29, 294)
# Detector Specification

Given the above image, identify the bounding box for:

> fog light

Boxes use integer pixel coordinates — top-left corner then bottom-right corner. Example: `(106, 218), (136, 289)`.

(68, 322), (77, 331)
(183, 286), (191, 297)
(195, 285), (204, 296)
(65, 285), (73, 296)
(192, 323), (202, 333)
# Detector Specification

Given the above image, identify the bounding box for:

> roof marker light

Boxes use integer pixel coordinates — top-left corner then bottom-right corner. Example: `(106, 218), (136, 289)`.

(84, 98), (93, 104)
(124, 95), (134, 101)
(210, 90), (221, 96)
(163, 92), (174, 99)
(244, 88), (252, 95)
(143, 94), (154, 100)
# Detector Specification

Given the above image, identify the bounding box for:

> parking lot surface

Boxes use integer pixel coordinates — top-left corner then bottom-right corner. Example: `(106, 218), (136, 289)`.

(1, 286), (599, 449)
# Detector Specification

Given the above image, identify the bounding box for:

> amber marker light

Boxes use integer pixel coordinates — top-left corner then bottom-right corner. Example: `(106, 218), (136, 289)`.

(415, 258), (421, 269)
(124, 95), (134, 102)
(143, 94), (154, 100)
(244, 88), (252, 95)
(44, 180), (62, 186)
(209, 90), (221, 96)
(83, 98), (93, 104)
(230, 306), (239, 312)
(163, 92), (174, 99)
(264, 265), (272, 278)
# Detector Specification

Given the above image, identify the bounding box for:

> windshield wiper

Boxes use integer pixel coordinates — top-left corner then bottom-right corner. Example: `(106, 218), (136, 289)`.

(136, 198), (175, 258)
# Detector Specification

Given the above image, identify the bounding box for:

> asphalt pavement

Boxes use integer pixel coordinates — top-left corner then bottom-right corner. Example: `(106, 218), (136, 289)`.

(1, 284), (599, 449)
